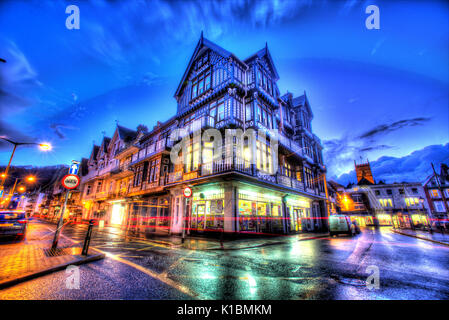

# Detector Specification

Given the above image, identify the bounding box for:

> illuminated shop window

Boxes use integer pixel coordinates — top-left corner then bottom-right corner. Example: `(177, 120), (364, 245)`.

(379, 198), (392, 207)
(405, 197), (419, 207)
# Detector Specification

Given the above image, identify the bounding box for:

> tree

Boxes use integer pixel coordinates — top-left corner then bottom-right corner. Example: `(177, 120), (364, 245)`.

(137, 124), (148, 133)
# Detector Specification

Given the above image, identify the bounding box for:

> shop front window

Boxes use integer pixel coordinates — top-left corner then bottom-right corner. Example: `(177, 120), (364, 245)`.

(238, 200), (256, 232)
(158, 198), (170, 228)
(191, 190), (224, 231)
(238, 190), (283, 234)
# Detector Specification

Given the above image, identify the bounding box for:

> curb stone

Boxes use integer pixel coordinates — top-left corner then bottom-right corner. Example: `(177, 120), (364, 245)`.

(392, 229), (449, 247)
(0, 253), (105, 290)
(200, 234), (330, 251)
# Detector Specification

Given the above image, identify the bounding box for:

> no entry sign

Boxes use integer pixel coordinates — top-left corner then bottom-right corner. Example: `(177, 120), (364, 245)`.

(183, 187), (192, 198)
(62, 174), (80, 190)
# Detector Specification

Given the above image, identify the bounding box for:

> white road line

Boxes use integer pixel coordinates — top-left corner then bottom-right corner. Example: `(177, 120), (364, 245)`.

(44, 224), (201, 299)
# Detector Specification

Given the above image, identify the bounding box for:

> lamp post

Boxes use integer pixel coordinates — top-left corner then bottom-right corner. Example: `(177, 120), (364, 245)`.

(0, 137), (51, 189)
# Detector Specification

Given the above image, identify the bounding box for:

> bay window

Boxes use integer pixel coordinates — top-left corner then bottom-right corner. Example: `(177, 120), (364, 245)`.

(191, 69), (211, 100)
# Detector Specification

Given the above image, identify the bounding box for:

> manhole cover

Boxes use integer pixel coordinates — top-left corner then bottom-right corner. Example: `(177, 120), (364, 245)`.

(43, 247), (82, 257)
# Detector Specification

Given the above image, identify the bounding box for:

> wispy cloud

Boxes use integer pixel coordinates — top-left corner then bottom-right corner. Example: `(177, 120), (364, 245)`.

(0, 38), (42, 149)
(334, 143), (449, 185)
(324, 117), (431, 179)
(49, 123), (78, 140)
(357, 117), (431, 140)
(371, 38), (386, 56)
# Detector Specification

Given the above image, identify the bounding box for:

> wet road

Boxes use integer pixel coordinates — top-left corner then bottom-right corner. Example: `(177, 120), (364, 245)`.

(1, 220), (448, 300)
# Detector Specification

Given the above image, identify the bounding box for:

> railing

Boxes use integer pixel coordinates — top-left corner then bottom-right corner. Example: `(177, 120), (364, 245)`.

(277, 175), (292, 188)
(129, 142), (169, 167)
(115, 144), (139, 157)
(167, 171), (182, 183)
(291, 179), (304, 191)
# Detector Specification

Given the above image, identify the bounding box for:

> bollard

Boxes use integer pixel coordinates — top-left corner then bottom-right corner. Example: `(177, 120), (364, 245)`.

(82, 219), (94, 256)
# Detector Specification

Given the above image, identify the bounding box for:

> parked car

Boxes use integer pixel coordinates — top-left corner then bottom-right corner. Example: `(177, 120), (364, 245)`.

(329, 215), (354, 237)
(0, 210), (28, 240)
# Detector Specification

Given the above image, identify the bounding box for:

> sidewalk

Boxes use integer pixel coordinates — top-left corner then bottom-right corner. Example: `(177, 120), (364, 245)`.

(392, 228), (449, 246)
(0, 220), (105, 289)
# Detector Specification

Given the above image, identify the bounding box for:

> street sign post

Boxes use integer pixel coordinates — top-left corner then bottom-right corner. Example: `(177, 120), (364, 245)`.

(61, 174), (80, 189)
(183, 187), (192, 198)
(68, 162), (80, 175)
(51, 160), (80, 250)
(181, 187), (192, 243)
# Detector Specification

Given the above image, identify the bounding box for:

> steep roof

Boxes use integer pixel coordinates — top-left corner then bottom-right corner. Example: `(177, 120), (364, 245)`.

(79, 158), (89, 176)
(280, 92), (292, 103)
(90, 145), (100, 161)
(244, 44), (280, 80)
(102, 137), (111, 153)
(174, 33), (248, 99)
(357, 177), (375, 186)
(291, 91), (313, 117)
(117, 125), (138, 142)
(328, 180), (344, 190)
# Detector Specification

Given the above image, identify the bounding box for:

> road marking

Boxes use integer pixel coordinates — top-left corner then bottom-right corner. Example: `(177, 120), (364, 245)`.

(160, 251), (194, 277)
(92, 247), (201, 299)
(45, 224), (201, 299)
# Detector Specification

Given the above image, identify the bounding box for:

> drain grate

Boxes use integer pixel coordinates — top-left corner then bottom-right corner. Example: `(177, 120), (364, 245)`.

(43, 247), (82, 257)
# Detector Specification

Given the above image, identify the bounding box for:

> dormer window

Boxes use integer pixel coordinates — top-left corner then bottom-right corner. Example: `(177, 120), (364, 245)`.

(191, 69), (211, 100)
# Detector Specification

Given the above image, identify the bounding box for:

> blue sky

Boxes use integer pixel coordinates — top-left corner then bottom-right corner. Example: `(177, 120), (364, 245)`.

(0, 0), (448, 183)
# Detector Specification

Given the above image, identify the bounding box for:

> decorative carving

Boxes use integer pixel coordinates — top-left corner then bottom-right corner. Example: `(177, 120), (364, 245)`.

(228, 88), (236, 96)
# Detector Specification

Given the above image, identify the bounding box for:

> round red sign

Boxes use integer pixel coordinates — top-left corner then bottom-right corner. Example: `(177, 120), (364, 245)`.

(183, 187), (192, 198)
(62, 174), (80, 190)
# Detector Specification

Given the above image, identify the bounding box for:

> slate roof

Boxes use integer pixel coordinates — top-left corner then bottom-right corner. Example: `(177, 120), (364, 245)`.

(117, 125), (138, 142)
(91, 145), (100, 160)
(357, 177), (375, 186)
(102, 137), (111, 153)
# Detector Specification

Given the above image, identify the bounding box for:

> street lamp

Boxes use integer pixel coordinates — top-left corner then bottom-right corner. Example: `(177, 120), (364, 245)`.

(38, 143), (52, 151)
(0, 137), (51, 189)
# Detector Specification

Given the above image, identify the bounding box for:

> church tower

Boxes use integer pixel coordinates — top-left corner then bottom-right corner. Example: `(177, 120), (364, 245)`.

(355, 160), (375, 185)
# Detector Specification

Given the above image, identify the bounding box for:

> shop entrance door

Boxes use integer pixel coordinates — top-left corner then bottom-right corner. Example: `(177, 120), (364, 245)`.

(110, 204), (124, 226)
(257, 202), (269, 233)
(294, 209), (302, 231)
(196, 204), (206, 231)
(290, 209), (297, 232)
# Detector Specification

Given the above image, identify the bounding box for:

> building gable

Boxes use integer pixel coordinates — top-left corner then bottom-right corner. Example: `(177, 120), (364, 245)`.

(174, 33), (232, 100)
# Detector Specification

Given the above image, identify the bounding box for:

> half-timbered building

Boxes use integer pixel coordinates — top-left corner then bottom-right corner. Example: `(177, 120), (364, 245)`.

(79, 35), (329, 237)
